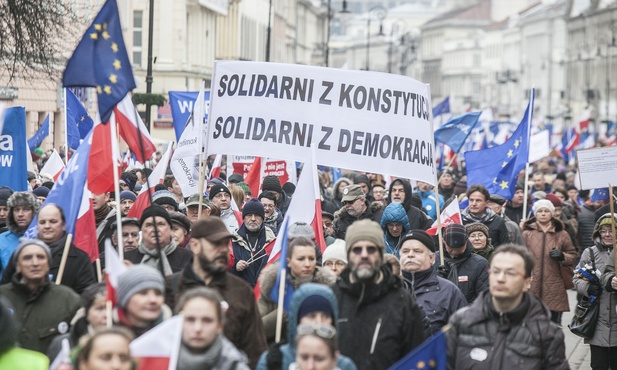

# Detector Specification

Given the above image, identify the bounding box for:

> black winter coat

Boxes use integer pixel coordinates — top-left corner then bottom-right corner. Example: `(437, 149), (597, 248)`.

(333, 265), (425, 370)
(435, 243), (489, 303)
(446, 291), (569, 370)
(332, 201), (381, 240)
(461, 208), (510, 247)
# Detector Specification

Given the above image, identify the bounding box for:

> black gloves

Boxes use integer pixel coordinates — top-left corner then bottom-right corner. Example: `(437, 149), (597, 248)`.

(437, 264), (451, 278)
(549, 249), (565, 261)
(587, 283), (603, 297)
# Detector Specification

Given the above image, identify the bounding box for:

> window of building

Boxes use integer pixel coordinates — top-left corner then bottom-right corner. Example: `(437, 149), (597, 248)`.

(133, 11), (143, 67)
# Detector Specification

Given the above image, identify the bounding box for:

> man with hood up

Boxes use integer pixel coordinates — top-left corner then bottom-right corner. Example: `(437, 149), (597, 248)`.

(0, 192), (39, 275)
(376, 178), (433, 231)
(379, 202), (411, 258)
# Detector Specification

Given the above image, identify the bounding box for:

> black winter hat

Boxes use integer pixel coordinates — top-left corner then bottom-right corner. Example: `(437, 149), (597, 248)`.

(140, 205), (172, 228)
(209, 184), (231, 200)
(400, 229), (436, 252)
(242, 198), (265, 219)
(0, 187), (13, 207)
(262, 175), (282, 193)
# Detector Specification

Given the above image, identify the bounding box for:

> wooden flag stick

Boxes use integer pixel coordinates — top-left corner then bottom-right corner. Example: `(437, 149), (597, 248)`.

(55, 233), (74, 285)
(274, 269), (287, 343)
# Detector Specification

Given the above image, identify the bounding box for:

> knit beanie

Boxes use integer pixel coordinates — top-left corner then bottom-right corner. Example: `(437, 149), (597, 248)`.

(453, 177), (467, 196)
(209, 184), (231, 200)
(322, 239), (347, 264)
(545, 193), (562, 208)
(0, 187), (13, 207)
(242, 198), (265, 219)
(120, 190), (137, 202)
(465, 222), (489, 239)
(152, 190), (179, 211)
(532, 199), (555, 215)
(399, 229), (435, 252)
(32, 186), (50, 198)
(12, 238), (52, 265)
(262, 175), (282, 194)
(282, 182), (296, 196)
(237, 182), (251, 196)
(354, 174), (371, 190)
(443, 223), (467, 248)
(117, 264), (165, 308)
(288, 222), (315, 240)
(345, 219), (384, 255)
(140, 205), (172, 228)
(297, 295), (334, 322)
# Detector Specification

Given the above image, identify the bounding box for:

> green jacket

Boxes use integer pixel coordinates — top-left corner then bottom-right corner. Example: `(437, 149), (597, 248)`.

(0, 276), (80, 353)
(0, 347), (49, 370)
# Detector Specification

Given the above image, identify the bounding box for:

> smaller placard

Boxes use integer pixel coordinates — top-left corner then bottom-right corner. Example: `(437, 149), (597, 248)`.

(577, 146), (617, 190)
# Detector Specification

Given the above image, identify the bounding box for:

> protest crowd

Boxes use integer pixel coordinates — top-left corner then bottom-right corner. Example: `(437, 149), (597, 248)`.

(2, 2), (617, 370)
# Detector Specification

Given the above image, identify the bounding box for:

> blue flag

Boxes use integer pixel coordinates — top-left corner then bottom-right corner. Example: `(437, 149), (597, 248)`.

(27, 114), (50, 151)
(66, 89), (94, 149)
(269, 216), (294, 311)
(168, 91), (211, 141)
(432, 96), (450, 117)
(25, 131), (93, 239)
(434, 112), (481, 153)
(331, 167), (343, 184)
(0, 107), (28, 191)
(62, 0), (135, 122)
(388, 331), (446, 370)
(465, 89), (534, 200)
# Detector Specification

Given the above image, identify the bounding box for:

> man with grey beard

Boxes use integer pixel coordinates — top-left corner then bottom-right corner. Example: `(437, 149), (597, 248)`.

(231, 199), (276, 287)
(165, 216), (267, 369)
(332, 219), (425, 370)
(399, 229), (467, 335)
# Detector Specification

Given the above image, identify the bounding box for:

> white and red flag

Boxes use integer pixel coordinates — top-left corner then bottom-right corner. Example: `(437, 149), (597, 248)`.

(115, 94), (157, 163)
(131, 315), (183, 370)
(127, 142), (173, 219)
(104, 240), (126, 307)
(209, 154), (222, 179)
(40, 149), (65, 181)
(426, 197), (461, 236)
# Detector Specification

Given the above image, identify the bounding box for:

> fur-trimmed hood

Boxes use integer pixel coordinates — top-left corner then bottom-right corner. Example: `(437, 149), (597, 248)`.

(258, 262), (336, 304)
(7, 192), (39, 233)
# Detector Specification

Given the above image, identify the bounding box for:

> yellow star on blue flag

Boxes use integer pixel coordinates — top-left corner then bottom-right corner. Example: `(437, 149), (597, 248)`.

(388, 331), (446, 370)
(62, 0), (135, 122)
(464, 89), (535, 199)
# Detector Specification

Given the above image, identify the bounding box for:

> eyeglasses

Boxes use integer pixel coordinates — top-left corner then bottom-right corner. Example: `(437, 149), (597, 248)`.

(296, 324), (337, 339)
(351, 245), (378, 255)
(489, 268), (524, 278)
(324, 260), (346, 268)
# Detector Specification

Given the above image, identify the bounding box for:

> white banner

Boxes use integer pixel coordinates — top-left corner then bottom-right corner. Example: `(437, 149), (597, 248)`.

(577, 146), (617, 190)
(206, 61), (436, 185)
(528, 130), (550, 163)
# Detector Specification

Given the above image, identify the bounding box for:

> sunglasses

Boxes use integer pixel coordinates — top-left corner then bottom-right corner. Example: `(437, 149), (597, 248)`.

(296, 324), (337, 339)
(350, 246), (378, 255)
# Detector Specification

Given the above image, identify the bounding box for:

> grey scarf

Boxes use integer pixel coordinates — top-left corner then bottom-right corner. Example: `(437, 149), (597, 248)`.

(177, 334), (223, 370)
(138, 239), (177, 277)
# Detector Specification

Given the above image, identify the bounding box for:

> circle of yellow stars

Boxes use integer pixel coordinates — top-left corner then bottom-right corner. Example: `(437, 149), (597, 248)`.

(492, 137), (522, 190)
(89, 22), (122, 96)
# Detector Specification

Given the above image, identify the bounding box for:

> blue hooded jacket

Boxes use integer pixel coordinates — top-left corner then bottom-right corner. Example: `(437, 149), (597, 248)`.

(379, 203), (411, 258)
(257, 283), (357, 370)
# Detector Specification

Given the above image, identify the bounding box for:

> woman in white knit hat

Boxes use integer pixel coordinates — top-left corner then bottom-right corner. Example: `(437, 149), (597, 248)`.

(521, 199), (578, 325)
(321, 239), (347, 276)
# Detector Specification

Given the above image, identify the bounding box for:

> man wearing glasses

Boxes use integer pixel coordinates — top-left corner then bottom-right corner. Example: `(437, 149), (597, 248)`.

(332, 184), (380, 240)
(333, 219), (425, 370)
(210, 184), (242, 234)
(446, 244), (569, 369)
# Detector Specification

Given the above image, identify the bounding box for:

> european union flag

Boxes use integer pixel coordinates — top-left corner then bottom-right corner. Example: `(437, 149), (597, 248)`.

(27, 114), (50, 151)
(434, 112), (481, 153)
(464, 89), (534, 200)
(66, 88), (94, 150)
(432, 96), (450, 117)
(62, 0), (135, 123)
(388, 331), (446, 370)
(269, 216), (294, 311)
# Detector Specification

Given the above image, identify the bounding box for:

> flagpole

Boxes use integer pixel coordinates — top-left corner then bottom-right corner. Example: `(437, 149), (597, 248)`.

(64, 88), (69, 164)
(95, 258), (102, 282)
(109, 114), (125, 260)
(522, 163), (530, 223)
(55, 234), (74, 285)
(274, 268), (287, 343)
(197, 80), (207, 217)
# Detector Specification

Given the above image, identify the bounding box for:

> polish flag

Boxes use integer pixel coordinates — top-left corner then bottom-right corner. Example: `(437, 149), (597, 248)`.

(563, 127), (580, 154)
(244, 156), (263, 197)
(105, 240), (126, 307)
(131, 315), (183, 370)
(122, 150), (131, 170)
(40, 149), (65, 181)
(115, 94), (157, 163)
(127, 142), (173, 219)
(579, 109), (591, 132)
(209, 154), (222, 179)
(426, 198), (461, 236)
(88, 119), (122, 194)
(74, 185), (98, 261)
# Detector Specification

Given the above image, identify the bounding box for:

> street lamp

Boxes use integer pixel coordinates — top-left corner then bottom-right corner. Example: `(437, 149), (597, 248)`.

(365, 5), (386, 71)
(387, 20), (406, 73)
(324, 0), (349, 67)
